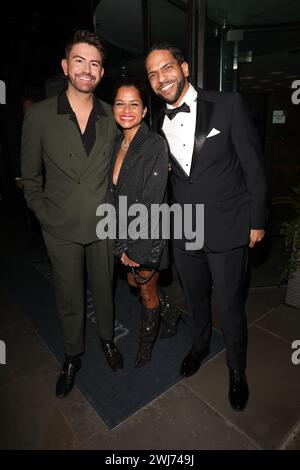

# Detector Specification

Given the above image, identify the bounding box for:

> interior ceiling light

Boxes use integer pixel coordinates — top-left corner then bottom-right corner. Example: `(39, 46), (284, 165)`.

(269, 71), (284, 75)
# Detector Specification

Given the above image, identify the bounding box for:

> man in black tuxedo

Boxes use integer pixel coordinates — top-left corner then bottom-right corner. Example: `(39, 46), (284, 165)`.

(145, 44), (267, 411)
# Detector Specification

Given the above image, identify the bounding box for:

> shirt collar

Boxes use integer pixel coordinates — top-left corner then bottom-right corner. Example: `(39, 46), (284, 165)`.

(166, 83), (198, 110)
(57, 88), (107, 116)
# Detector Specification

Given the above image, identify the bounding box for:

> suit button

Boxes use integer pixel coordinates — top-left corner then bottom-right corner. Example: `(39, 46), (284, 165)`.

(189, 180), (193, 184)
(78, 180), (82, 184)
(69, 152), (75, 157)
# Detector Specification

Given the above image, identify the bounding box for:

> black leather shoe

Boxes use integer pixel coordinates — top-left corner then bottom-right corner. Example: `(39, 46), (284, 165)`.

(56, 357), (81, 398)
(228, 369), (249, 411)
(101, 340), (123, 371)
(180, 349), (207, 377)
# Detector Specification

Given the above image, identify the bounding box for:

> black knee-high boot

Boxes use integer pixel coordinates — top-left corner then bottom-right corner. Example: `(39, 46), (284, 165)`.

(135, 304), (160, 368)
(158, 287), (184, 339)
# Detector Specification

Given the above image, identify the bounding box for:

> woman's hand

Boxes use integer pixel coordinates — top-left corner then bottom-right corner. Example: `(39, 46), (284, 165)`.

(121, 253), (140, 267)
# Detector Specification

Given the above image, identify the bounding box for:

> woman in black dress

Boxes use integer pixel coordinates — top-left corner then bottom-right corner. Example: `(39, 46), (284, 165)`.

(110, 78), (179, 368)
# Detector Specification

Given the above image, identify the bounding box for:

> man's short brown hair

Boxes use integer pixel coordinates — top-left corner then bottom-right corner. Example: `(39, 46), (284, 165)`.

(65, 30), (106, 61)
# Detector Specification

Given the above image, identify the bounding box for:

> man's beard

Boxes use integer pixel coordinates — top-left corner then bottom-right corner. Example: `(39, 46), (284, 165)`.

(68, 74), (98, 93)
(157, 75), (186, 105)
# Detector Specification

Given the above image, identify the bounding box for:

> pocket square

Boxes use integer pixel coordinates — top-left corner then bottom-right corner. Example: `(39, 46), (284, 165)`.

(207, 128), (220, 138)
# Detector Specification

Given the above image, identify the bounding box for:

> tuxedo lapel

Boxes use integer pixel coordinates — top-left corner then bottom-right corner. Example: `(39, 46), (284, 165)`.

(190, 94), (214, 172)
(155, 92), (214, 177)
(155, 108), (165, 135)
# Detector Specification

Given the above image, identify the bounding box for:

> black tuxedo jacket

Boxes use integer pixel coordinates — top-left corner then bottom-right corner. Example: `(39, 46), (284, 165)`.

(153, 89), (267, 252)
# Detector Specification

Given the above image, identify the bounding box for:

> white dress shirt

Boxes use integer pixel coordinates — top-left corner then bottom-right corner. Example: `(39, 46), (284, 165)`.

(162, 84), (198, 176)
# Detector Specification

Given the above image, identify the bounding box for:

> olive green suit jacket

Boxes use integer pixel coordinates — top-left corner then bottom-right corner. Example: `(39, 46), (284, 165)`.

(21, 94), (118, 244)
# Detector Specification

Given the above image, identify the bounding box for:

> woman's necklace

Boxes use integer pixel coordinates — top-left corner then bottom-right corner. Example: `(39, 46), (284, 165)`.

(121, 139), (130, 151)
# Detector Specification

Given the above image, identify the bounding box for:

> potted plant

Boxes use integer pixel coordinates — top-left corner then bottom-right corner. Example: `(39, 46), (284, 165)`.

(274, 184), (300, 307)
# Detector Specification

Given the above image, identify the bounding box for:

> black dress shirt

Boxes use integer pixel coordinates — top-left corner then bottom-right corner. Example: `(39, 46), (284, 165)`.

(57, 89), (102, 156)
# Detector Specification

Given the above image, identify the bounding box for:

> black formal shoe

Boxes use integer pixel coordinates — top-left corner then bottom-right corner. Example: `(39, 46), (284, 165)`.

(180, 349), (207, 377)
(56, 357), (81, 398)
(228, 369), (249, 411)
(101, 340), (123, 371)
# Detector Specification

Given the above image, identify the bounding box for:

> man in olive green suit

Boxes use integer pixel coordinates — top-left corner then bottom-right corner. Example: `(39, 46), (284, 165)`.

(22, 30), (123, 398)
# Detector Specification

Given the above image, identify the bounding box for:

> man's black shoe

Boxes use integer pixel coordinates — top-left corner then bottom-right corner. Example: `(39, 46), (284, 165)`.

(101, 340), (123, 371)
(56, 357), (81, 398)
(180, 349), (206, 377)
(228, 369), (249, 411)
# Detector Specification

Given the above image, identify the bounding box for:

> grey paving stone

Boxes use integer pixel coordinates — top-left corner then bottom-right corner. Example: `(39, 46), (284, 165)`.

(256, 303), (300, 343)
(182, 325), (300, 449)
(1, 320), (57, 378)
(39, 366), (106, 444)
(245, 287), (286, 325)
(77, 384), (257, 450)
(0, 374), (77, 449)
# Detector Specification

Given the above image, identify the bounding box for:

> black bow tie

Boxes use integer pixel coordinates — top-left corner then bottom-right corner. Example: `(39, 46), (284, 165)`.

(165, 102), (190, 120)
